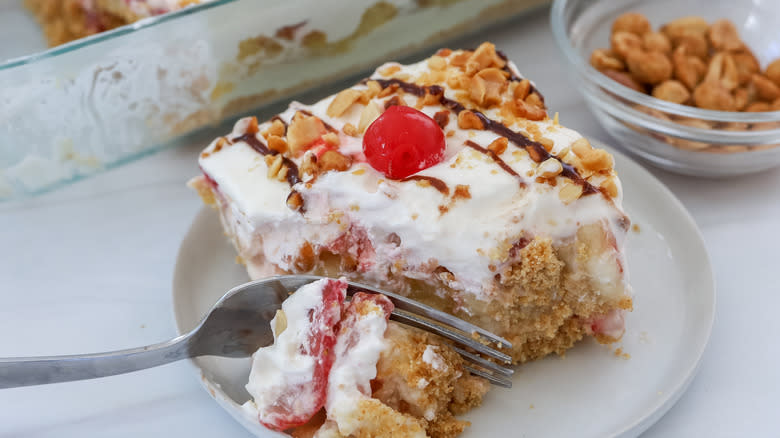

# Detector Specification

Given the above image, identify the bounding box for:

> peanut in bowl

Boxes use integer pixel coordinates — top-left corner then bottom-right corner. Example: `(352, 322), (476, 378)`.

(551, 0), (780, 177)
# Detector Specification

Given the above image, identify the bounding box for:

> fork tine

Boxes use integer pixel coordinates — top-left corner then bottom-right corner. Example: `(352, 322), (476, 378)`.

(344, 281), (512, 349)
(463, 365), (512, 388)
(389, 309), (512, 364)
(452, 347), (514, 377)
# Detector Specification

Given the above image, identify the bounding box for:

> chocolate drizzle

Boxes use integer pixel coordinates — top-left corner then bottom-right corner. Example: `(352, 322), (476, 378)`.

(232, 133), (301, 186)
(370, 78), (599, 196)
(401, 175), (450, 195)
(464, 140), (526, 188)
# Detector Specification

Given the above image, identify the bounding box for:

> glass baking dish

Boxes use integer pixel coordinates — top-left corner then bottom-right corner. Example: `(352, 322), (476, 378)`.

(0, 0), (549, 200)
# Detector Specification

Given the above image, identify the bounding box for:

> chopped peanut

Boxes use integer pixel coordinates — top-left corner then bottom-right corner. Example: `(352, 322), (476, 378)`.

(558, 181), (583, 204)
(287, 113), (326, 155)
(487, 137), (508, 155)
(319, 150), (352, 172)
(267, 135), (288, 153)
(358, 101), (383, 133)
(428, 55), (447, 71)
(457, 110), (485, 129)
(267, 119), (286, 137)
(327, 89), (362, 118)
(601, 177), (619, 198)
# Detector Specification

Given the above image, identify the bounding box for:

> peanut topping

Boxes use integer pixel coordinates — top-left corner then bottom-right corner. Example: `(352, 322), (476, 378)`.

(512, 98), (547, 121)
(267, 135), (288, 154)
(379, 64), (401, 76)
(464, 42), (506, 76)
(457, 110), (485, 130)
(537, 158), (563, 178)
(487, 137), (508, 155)
(245, 116), (259, 134)
(286, 191), (304, 211)
(571, 138), (613, 172)
(287, 112), (326, 155)
(319, 150), (352, 172)
(343, 122), (359, 137)
(267, 119), (286, 137)
(300, 152), (318, 177)
(427, 55), (447, 71)
(326, 89), (362, 118)
(580, 148), (613, 172)
(601, 177), (619, 198)
(571, 138), (592, 157)
(358, 101), (383, 133)
(558, 180), (583, 204)
(469, 67), (508, 106)
(513, 79), (532, 100)
(265, 154), (284, 180)
(322, 132), (340, 147)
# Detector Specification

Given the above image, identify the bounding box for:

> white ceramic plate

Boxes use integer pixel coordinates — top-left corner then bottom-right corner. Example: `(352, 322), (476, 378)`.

(172, 142), (715, 438)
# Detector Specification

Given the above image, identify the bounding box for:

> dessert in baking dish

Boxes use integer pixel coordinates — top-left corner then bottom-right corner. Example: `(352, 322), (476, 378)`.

(242, 277), (488, 437)
(190, 42), (633, 364)
(25, 0), (210, 46)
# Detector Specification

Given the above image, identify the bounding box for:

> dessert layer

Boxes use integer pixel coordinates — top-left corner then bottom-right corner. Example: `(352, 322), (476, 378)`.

(197, 43), (629, 301)
(192, 42), (633, 362)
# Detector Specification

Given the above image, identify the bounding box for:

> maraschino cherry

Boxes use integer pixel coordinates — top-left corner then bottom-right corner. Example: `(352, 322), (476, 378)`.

(362, 106), (446, 179)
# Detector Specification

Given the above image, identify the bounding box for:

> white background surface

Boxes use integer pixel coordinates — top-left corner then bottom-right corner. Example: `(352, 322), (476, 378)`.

(1, 7), (778, 437)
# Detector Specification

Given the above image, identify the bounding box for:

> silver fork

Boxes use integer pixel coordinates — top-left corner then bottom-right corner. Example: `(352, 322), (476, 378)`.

(0, 275), (514, 389)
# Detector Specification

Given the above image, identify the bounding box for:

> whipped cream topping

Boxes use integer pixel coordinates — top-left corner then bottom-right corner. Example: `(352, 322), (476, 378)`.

(199, 50), (630, 302)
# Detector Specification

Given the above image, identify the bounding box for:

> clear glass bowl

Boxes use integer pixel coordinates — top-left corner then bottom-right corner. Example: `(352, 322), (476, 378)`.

(550, 0), (780, 177)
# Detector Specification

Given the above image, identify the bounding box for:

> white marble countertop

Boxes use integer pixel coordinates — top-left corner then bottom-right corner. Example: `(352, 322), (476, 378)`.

(2, 7), (779, 437)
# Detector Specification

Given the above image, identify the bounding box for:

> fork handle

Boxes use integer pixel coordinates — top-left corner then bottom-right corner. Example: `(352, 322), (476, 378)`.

(0, 335), (190, 389)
